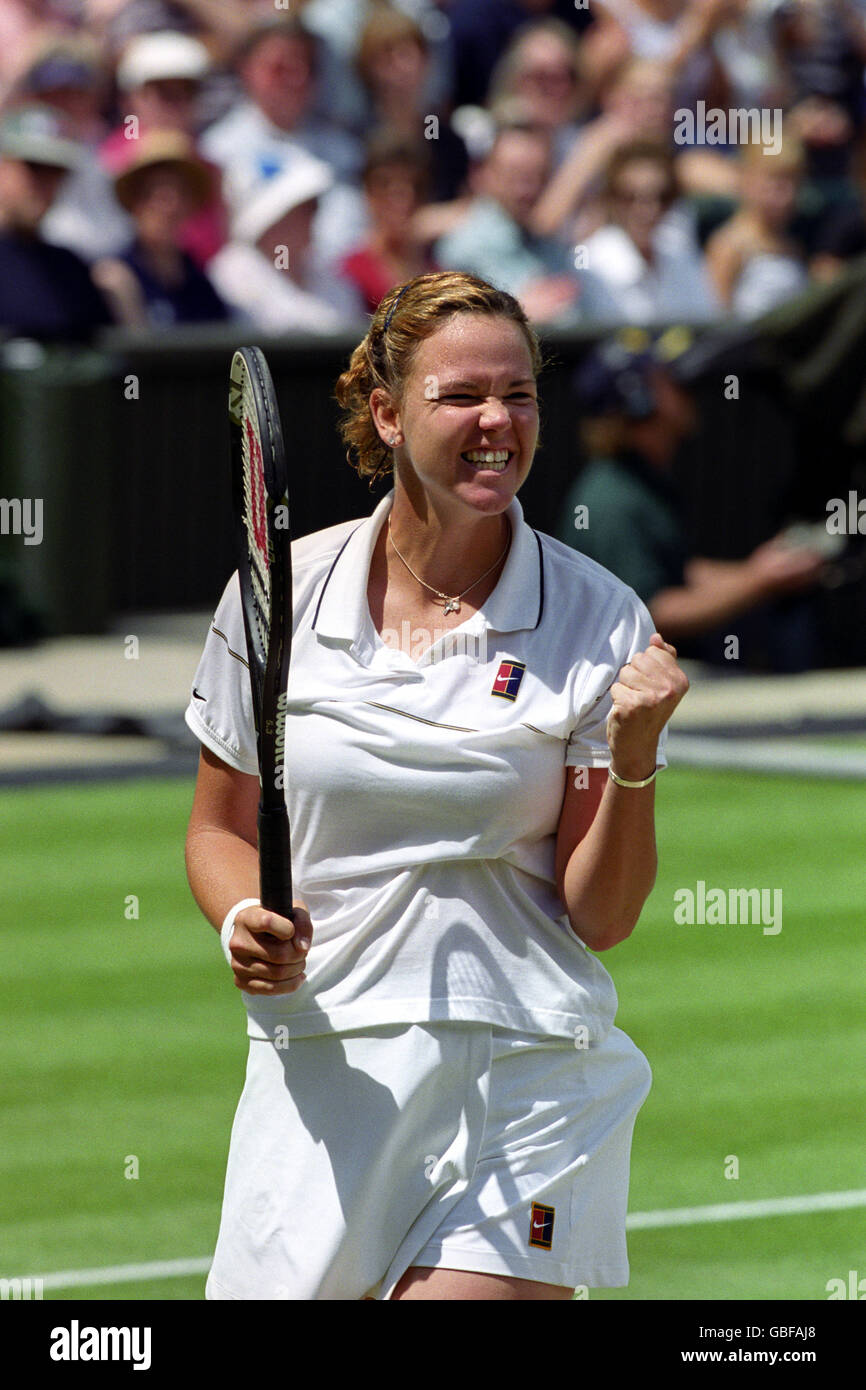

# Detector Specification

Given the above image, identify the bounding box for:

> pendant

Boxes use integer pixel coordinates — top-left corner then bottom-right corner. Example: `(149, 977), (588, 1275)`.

(443, 597), (461, 615)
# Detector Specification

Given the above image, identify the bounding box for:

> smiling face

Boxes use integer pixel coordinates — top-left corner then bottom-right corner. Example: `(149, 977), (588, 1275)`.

(371, 312), (540, 520)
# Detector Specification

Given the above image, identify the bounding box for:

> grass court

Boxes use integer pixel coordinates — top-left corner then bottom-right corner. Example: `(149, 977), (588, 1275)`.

(1, 765), (863, 1300)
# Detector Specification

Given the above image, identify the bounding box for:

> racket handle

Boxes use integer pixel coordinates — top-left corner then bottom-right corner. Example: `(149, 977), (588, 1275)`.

(258, 803), (294, 920)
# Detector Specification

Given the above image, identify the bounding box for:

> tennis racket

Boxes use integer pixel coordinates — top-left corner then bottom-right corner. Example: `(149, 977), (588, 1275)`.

(229, 346), (294, 921)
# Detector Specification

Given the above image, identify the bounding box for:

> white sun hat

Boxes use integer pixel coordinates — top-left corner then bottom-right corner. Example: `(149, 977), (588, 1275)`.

(117, 32), (212, 90)
(229, 152), (334, 242)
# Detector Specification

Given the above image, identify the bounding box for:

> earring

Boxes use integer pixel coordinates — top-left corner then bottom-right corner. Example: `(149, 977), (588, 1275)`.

(388, 435), (399, 447)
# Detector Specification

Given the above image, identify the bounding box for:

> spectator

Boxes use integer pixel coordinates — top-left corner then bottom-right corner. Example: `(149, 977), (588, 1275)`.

(111, 30), (211, 140)
(0, 0), (79, 102)
(0, 104), (112, 342)
(340, 133), (436, 315)
(579, 139), (720, 324)
(17, 35), (108, 146)
(705, 137), (810, 318)
(85, 0), (271, 130)
(209, 151), (362, 332)
(200, 18), (362, 183)
(197, 0), (380, 134)
(355, 8), (467, 201)
(773, 0), (866, 189)
(486, 18), (589, 168)
(530, 55), (740, 247)
(710, 0), (782, 112)
(446, 0), (591, 110)
(433, 123), (610, 325)
(13, 36), (134, 262)
(199, 17), (366, 273)
(92, 131), (230, 327)
(101, 30), (227, 265)
(556, 332), (826, 669)
(578, 0), (737, 112)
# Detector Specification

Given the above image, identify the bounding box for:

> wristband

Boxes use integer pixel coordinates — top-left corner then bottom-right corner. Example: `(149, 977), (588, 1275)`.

(220, 897), (261, 965)
(608, 765), (657, 788)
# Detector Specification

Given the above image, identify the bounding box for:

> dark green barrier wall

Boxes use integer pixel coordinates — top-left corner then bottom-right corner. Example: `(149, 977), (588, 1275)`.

(0, 345), (114, 637)
(95, 325), (804, 607)
(1, 322), (863, 665)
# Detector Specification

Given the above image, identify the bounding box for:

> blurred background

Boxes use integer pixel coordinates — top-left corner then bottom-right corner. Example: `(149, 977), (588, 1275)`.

(1, 0), (865, 1306)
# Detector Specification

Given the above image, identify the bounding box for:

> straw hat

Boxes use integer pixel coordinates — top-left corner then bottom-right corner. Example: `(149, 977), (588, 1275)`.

(113, 130), (212, 211)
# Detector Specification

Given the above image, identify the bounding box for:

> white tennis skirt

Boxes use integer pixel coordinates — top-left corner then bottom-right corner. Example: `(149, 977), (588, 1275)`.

(205, 1021), (651, 1300)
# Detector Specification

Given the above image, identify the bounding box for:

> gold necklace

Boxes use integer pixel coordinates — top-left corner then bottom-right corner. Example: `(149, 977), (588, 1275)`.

(387, 516), (511, 615)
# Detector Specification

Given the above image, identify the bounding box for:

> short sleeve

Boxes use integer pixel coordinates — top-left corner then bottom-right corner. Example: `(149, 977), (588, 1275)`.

(184, 572), (259, 776)
(565, 592), (669, 771)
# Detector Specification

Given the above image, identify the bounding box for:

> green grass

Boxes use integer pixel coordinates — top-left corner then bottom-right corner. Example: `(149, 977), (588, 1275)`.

(0, 778), (243, 1290)
(1, 769), (864, 1300)
(597, 769), (866, 1299)
(807, 734), (866, 753)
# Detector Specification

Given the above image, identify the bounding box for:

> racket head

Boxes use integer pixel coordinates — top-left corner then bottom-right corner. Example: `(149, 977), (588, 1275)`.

(229, 346), (292, 815)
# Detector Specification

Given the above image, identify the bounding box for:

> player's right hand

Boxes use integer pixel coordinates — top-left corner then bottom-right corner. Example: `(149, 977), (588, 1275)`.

(227, 903), (313, 996)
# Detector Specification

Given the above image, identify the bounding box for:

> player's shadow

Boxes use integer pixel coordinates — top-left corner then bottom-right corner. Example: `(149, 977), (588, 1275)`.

(260, 916), (596, 1298)
(428, 922), (562, 1261)
(268, 990), (493, 1299)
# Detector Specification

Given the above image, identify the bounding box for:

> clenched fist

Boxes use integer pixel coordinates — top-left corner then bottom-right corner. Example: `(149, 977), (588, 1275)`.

(606, 633), (689, 781)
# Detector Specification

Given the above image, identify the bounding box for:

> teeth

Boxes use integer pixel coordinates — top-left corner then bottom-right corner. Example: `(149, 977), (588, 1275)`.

(464, 450), (510, 470)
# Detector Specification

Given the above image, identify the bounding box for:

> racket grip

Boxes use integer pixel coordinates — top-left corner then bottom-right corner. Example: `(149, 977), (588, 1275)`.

(258, 803), (294, 920)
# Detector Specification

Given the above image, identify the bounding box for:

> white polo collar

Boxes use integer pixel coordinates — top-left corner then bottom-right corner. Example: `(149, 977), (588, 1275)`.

(311, 490), (544, 651)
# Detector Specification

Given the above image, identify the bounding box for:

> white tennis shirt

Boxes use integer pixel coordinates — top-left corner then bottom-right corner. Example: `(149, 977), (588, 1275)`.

(185, 490), (667, 1043)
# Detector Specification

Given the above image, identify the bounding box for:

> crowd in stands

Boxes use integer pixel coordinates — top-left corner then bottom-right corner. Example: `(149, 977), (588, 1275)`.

(0, 0), (858, 663)
(2, 0), (866, 343)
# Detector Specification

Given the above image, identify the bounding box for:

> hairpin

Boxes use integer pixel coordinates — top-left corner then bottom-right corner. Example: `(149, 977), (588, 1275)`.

(383, 283), (409, 332)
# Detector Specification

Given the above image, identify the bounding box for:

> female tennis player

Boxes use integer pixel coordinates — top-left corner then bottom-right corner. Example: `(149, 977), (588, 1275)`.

(185, 269), (689, 1301)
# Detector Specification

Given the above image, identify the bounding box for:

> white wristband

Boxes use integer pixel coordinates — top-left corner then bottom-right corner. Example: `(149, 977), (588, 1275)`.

(220, 897), (261, 965)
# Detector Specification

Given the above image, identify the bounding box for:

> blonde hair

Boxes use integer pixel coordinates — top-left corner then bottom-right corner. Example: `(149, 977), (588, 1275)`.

(356, 8), (428, 91)
(335, 270), (543, 483)
(487, 18), (583, 113)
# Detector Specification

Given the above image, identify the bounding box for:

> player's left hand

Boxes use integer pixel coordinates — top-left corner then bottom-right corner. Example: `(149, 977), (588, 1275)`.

(606, 633), (689, 780)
